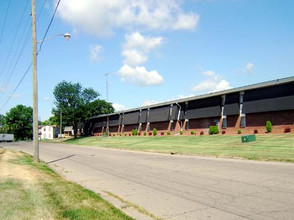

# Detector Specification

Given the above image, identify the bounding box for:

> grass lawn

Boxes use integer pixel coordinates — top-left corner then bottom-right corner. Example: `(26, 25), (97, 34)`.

(64, 133), (294, 162)
(0, 149), (133, 220)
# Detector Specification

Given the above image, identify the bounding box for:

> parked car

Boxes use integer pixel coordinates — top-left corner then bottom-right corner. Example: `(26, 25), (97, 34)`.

(0, 134), (14, 142)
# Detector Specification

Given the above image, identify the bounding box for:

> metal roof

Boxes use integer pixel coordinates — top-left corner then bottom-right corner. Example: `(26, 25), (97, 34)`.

(64, 126), (73, 132)
(89, 76), (294, 119)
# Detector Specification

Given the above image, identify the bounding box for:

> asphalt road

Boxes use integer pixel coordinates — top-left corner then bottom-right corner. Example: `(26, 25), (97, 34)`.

(2, 141), (294, 220)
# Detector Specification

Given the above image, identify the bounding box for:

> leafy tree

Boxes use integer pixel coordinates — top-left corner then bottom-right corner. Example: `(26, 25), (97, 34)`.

(0, 114), (5, 133)
(0, 114), (4, 126)
(52, 81), (114, 138)
(42, 115), (58, 126)
(4, 105), (33, 140)
(86, 99), (114, 117)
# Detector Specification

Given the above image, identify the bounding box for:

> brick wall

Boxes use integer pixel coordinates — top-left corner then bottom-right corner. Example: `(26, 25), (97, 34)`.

(149, 121), (169, 131)
(244, 110), (294, 134)
(124, 124), (138, 132)
(109, 126), (119, 133)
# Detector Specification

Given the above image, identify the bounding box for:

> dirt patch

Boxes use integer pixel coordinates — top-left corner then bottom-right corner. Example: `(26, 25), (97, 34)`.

(0, 151), (38, 184)
(0, 150), (54, 219)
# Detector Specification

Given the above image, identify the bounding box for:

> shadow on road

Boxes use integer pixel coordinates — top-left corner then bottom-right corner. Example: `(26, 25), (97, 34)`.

(46, 154), (76, 164)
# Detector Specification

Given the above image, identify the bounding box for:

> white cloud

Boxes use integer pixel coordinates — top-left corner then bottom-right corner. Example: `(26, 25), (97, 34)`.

(173, 13), (200, 30)
(0, 87), (5, 93)
(12, 94), (20, 99)
(192, 70), (231, 94)
(43, 96), (50, 101)
(122, 32), (163, 66)
(119, 64), (163, 86)
(177, 94), (194, 99)
(90, 44), (103, 62)
(113, 103), (127, 112)
(119, 32), (164, 86)
(141, 100), (161, 107)
(246, 62), (254, 74)
(57, 0), (199, 36)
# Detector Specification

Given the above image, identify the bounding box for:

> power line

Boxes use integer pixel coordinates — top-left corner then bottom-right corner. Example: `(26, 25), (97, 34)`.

(0, 0), (49, 80)
(0, 0), (29, 79)
(0, 0), (63, 112)
(0, 0), (12, 43)
(0, 63), (32, 112)
(3, 29), (31, 88)
(37, 0), (49, 21)
(38, 0), (61, 53)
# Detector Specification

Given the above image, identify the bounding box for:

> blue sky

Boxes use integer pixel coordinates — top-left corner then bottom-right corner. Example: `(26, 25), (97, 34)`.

(0, 0), (293, 121)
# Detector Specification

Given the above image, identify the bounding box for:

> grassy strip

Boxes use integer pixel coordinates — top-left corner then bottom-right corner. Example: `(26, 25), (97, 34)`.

(0, 151), (133, 220)
(65, 133), (294, 162)
(105, 191), (162, 220)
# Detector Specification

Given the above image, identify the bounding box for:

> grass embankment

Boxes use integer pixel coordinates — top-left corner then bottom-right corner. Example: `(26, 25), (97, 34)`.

(65, 133), (294, 162)
(0, 149), (133, 220)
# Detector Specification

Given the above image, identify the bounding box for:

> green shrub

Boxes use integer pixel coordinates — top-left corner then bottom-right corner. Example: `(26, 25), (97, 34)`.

(191, 131), (195, 135)
(238, 129), (242, 134)
(209, 126), (219, 135)
(167, 131), (171, 136)
(153, 128), (157, 136)
(131, 129), (138, 136)
(143, 132), (147, 136)
(179, 131), (183, 135)
(266, 121), (272, 133)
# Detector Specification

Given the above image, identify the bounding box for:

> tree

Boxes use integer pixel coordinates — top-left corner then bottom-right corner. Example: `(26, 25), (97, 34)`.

(0, 114), (5, 133)
(86, 100), (114, 117)
(52, 81), (114, 138)
(42, 115), (58, 126)
(0, 114), (4, 126)
(4, 105), (33, 140)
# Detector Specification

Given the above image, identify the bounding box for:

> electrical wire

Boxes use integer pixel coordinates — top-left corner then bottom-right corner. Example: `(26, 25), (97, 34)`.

(0, 0), (63, 112)
(4, 30), (31, 85)
(0, 0), (49, 80)
(0, 0), (29, 79)
(0, 0), (12, 43)
(0, 63), (32, 111)
(38, 0), (61, 53)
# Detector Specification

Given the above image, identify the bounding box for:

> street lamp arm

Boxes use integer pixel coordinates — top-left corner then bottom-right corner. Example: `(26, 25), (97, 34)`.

(37, 33), (71, 44)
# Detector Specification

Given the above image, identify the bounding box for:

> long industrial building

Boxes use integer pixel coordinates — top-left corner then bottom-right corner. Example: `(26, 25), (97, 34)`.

(84, 77), (294, 136)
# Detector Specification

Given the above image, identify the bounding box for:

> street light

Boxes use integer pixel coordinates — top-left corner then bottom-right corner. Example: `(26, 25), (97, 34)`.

(37, 33), (71, 44)
(31, 0), (70, 162)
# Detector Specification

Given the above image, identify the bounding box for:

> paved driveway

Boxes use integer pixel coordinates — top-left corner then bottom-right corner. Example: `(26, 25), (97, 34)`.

(2, 141), (294, 220)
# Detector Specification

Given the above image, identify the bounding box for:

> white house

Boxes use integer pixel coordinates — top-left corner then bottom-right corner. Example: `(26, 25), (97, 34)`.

(39, 125), (58, 140)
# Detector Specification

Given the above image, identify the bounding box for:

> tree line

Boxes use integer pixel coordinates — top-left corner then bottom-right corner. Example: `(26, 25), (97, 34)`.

(0, 81), (114, 140)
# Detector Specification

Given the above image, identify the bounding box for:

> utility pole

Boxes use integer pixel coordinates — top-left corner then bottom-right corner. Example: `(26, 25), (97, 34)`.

(60, 109), (62, 139)
(31, 0), (39, 162)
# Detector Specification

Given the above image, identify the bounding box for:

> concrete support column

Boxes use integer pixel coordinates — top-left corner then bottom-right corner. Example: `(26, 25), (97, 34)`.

(220, 95), (226, 130)
(239, 91), (245, 128)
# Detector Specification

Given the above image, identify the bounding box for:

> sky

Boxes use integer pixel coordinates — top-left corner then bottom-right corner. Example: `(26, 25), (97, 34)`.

(0, 0), (293, 121)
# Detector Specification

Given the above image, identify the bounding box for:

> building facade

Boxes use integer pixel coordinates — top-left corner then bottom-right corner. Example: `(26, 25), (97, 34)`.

(39, 125), (58, 140)
(84, 77), (294, 136)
